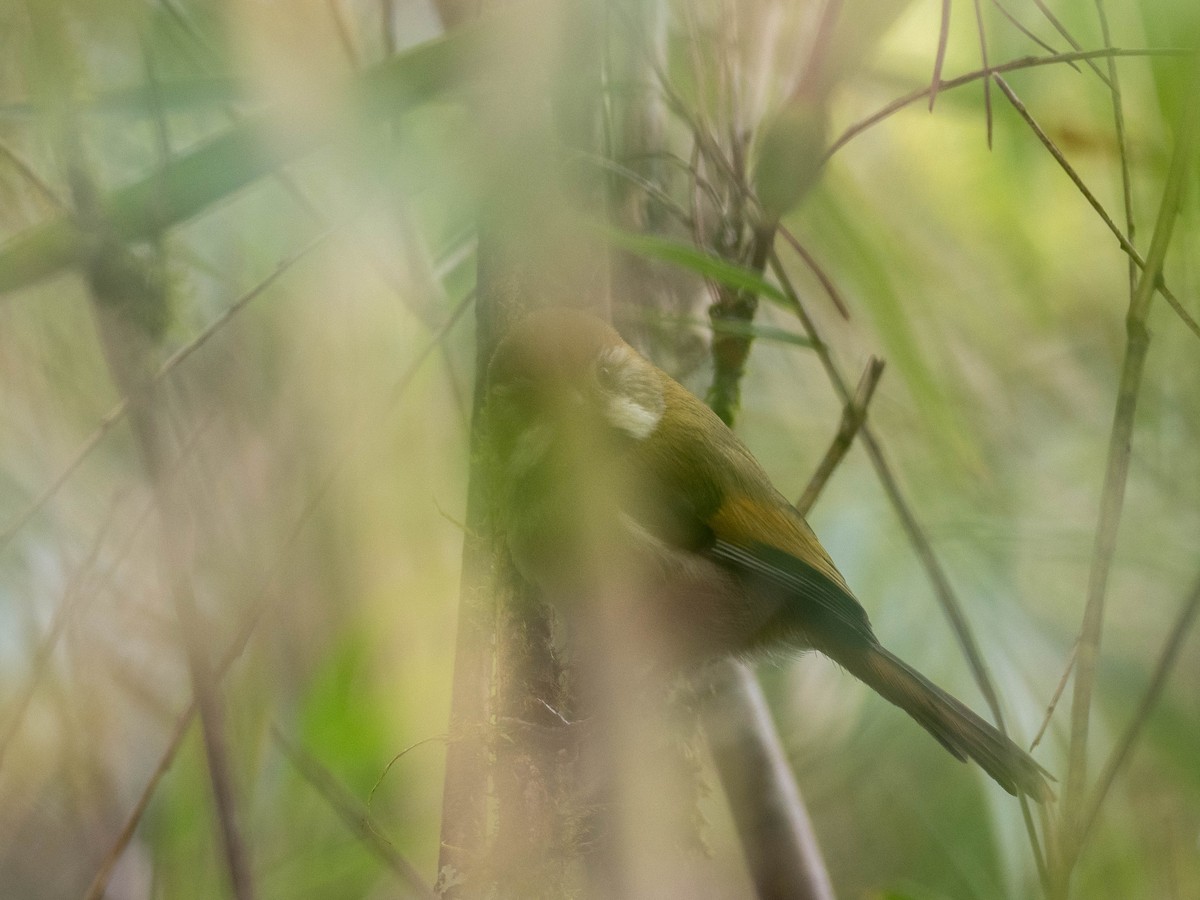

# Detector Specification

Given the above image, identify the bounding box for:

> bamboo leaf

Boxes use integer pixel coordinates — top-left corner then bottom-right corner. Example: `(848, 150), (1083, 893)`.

(0, 9), (513, 294)
(604, 228), (792, 308)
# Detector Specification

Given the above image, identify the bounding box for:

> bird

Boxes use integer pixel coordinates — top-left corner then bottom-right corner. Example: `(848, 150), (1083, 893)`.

(484, 306), (1052, 802)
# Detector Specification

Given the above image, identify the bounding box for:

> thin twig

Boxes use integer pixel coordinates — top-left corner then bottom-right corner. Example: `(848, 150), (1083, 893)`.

(795, 357), (885, 514)
(1077, 571), (1200, 849)
(992, 75), (1200, 343)
(989, 0), (1073, 66)
(1094, 0), (1137, 298)
(82, 291), (474, 899)
(83, 690), (197, 900)
(930, 0), (952, 110)
(76, 187), (256, 900)
(769, 250), (1008, 723)
(776, 224), (850, 319)
(0, 232), (330, 561)
(0, 140), (68, 210)
(768, 249), (1049, 873)
(1029, 0), (1112, 88)
(272, 726), (437, 899)
(970, 0), (994, 147)
(828, 47), (1188, 160)
(1031, 640), (1076, 751)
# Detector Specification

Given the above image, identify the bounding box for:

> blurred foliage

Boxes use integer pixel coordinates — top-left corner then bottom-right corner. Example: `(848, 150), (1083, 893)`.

(0, 0), (1197, 898)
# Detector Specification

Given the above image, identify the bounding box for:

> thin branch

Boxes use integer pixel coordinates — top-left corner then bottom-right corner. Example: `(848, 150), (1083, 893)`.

(992, 75), (1200, 343)
(795, 357), (885, 514)
(1078, 571), (1200, 849)
(970, 0), (994, 148)
(777, 225), (850, 319)
(989, 0), (1074, 66)
(700, 661), (836, 900)
(768, 249), (1049, 873)
(82, 291), (474, 899)
(930, 0), (952, 110)
(1029, 0), (1112, 88)
(0, 231), (330, 561)
(828, 47), (1188, 160)
(0, 140), (69, 210)
(1094, 0), (1137, 298)
(769, 251), (1009, 723)
(1062, 48), (1200, 858)
(272, 726), (437, 899)
(83, 687), (197, 900)
(75, 179), (256, 900)
(1031, 640), (1076, 751)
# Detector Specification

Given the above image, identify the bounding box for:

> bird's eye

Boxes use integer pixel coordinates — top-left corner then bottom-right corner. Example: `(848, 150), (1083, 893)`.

(595, 356), (624, 392)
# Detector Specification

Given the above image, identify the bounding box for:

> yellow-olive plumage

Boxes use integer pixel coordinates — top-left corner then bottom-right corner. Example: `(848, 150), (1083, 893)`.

(486, 308), (1052, 802)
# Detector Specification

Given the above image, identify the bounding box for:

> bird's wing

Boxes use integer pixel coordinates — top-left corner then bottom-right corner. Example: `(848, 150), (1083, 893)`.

(622, 444), (877, 648)
(705, 493), (877, 647)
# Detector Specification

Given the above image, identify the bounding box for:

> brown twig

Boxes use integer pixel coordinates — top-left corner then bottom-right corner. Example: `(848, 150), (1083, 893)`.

(970, 0), (994, 148)
(1029, 0), (1111, 88)
(992, 75), (1200, 343)
(700, 660), (837, 900)
(776, 225), (850, 319)
(0, 231), (329, 562)
(795, 357), (885, 514)
(989, 0), (1073, 66)
(82, 290), (473, 899)
(768, 251), (1009, 721)
(828, 47), (1188, 160)
(83, 690), (197, 900)
(930, 0), (952, 110)
(1077, 571), (1200, 849)
(74, 163), (256, 900)
(1030, 640), (1076, 752)
(1094, 0), (1137, 298)
(768, 247), (1051, 877)
(272, 726), (437, 899)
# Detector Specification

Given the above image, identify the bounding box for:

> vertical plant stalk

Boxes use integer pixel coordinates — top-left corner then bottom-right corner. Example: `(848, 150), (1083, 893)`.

(435, 387), (495, 896)
(72, 191), (255, 898)
(1061, 50), (1200, 875)
(439, 1), (610, 893)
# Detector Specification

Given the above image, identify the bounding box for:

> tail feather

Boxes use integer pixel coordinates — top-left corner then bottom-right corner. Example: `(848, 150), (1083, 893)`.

(844, 645), (1054, 802)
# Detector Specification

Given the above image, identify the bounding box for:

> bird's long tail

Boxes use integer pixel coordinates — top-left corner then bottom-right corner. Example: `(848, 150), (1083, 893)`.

(841, 644), (1053, 802)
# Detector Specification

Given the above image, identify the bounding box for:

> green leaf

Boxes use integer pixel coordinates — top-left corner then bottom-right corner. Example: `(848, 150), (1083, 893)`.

(604, 227), (793, 309)
(0, 7), (520, 294)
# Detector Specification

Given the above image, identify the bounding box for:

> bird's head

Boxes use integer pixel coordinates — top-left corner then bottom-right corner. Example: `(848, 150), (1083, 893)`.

(486, 309), (666, 475)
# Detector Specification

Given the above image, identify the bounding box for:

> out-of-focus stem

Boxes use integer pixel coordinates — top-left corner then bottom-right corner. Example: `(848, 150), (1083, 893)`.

(1059, 50), (1200, 889)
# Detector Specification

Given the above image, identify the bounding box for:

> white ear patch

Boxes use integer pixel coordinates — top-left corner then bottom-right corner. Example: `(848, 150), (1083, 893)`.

(605, 393), (663, 440)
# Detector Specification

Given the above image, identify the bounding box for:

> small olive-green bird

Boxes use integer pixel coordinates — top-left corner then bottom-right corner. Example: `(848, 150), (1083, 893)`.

(486, 307), (1052, 802)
